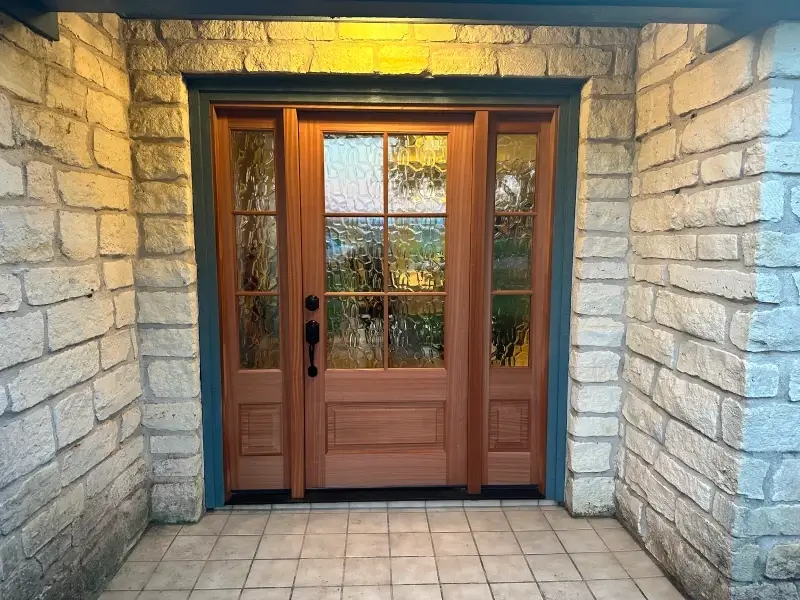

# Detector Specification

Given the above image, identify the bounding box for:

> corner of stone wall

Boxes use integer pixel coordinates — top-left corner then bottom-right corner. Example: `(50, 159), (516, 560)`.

(0, 12), (148, 599)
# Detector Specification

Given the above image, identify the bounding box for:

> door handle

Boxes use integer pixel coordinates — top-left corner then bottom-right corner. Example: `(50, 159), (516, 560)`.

(306, 320), (320, 377)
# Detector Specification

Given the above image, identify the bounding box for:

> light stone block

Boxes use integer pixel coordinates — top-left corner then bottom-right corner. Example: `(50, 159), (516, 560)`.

(631, 235), (696, 260)
(147, 359), (201, 398)
(101, 329), (133, 369)
(664, 420), (738, 495)
(624, 426), (659, 464)
(580, 97), (635, 140)
(150, 434), (201, 455)
(130, 105), (190, 140)
(579, 143), (633, 175)
(640, 161), (699, 195)
(21, 484), (84, 557)
(655, 24), (688, 59)
(24, 265), (101, 306)
(134, 180), (193, 215)
(655, 454), (713, 511)
(58, 212), (97, 261)
(103, 259), (134, 290)
(623, 355), (656, 395)
(574, 235), (628, 258)
(757, 22), (800, 79)
(675, 498), (730, 570)
(701, 151), (742, 184)
(568, 440), (612, 473)
(25, 162), (57, 204)
(84, 435), (144, 498)
(52, 386), (95, 449)
(575, 260), (627, 280)
(0, 274), (21, 313)
(87, 88), (127, 132)
(549, 47), (612, 76)
(630, 195), (683, 233)
(738, 404), (800, 453)
(57, 171), (130, 210)
(60, 420), (118, 487)
(578, 201), (629, 233)
(636, 84), (670, 135)
(572, 282), (625, 316)
(93, 128), (132, 177)
(668, 264), (779, 302)
(627, 285), (654, 322)
(0, 312), (44, 372)
(622, 392), (664, 442)
(743, 231), (800, 267)
(114, 290), (136, 328)
(567, 477), (614, 516)
(132, 73), (187, 103)
(772, 460), (800, 501)
(637, 128), (676, 171)
(579, 177), (630, 200)
(731, 307), (800, 352)
(0, 92), (11, 147)
(652, 370), (720, 438)
(47, 295), (114, 351)
(13, 106), (91, 168)
(137, 290), (198, 325)
(568, 415), (618, 437)
(100, 214), (138, 256)
(153, 454), (202, 478)
(133, 141), (191, 181)
(0, 407), (56, 489)
(697, 234), (738, 260)
(654, 289), (726, 342)
(0, 207), (55, 263)
(151, 479), (203, 522)
(0, 463), (60, 536)
(93, 362), (142, 420)
(626, 323), (676, 367)
(142, 217), (194, 254)
(142, 401), (201, 432)
(637, 47), (693, 90)
(571, 385), (621, 414)
(766, 544), (800, 580)
(569, 350), (621, 383)
(626, 453), (676, 520)
(571, 317), (624, 347)
(634, 264), (666, 286)
(0, 158), (23, 197)
(120, 405), (141, 441)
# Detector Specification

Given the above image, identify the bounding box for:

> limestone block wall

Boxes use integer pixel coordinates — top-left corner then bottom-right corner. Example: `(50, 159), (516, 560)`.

(617, 21), (800, 600)
(0, 13), (147, 600)
(122, 19), (638, 519)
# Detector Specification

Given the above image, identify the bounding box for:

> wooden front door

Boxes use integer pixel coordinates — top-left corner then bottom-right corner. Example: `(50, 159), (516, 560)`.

(211, 105), (556, 498)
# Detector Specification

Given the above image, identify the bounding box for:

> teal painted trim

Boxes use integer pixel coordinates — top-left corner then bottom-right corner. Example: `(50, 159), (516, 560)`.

(188, 75), (581, 507)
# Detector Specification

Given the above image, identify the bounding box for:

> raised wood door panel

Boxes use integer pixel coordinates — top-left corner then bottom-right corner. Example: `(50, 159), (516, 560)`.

(298, 114), (474, 489)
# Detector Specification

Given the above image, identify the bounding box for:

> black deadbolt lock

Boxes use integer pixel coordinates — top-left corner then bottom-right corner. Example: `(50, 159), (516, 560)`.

(306, 320), (320, 377)
(305, 295), (319, 312)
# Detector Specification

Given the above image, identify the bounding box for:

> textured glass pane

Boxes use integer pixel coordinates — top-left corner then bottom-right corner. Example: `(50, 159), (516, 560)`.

(388, 134), (447, 213)
(326, 217), (384, 292)
(493, 216), (533, 290)
(491, 295), (530, 367)
(324, 134), (384, 213)
(388, 217), (445, 292)
(236, 215), (279, 292)
(495, 134), (537, 211)
(231, 130), (276, 212)
(389, 296), (444, 368)
(238, 296), (280, 369)
(327, 296), (384, 369)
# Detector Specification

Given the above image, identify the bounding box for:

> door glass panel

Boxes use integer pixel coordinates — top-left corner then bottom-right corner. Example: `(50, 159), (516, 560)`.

(327, 296), (384, 368)
(324, 134), (384, 213)
(492, 216), (532, 290)
(490, 295), (530, 367)
(495, 134), (537, 212)
(236, 215), (279, 292)
(389, 296), (444, 368)
(388, 217), (445, 292)
(238, 296), (280, 369)
(231, 130), (276, 211)
(388, 134), (448, 213)
(325, 217), (384, 292)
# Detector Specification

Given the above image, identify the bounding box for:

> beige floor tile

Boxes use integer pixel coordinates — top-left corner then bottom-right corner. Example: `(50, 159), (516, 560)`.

(222, 514), (269, 536)
(307, 512), (349, 534)
(588, 518), (623, 530)
(163, 536), (217, 561)
(465, 511), (510, 532)
(348, 512), (388, 534)
(295, 558), (345, 587)
(245, 559), (299, 588)
(341, 585), (391, 600)
(390, 533), (433, 557)
(266, 513), (309, 535)
(390, 557), (439, 585)
(571, 552), (628, 580)
(346, 534), (389, 558)
(436, 555), (486, 584)
(427, 511), (470, 533)
(482, 555), (533, 583)
(144, 561), (205, 590)
(515, 531), (565, 555)
(588, 579), (647, 600)
(290, 587), (342, 600)
(543, 511), (591, 531)
(98, 593), (140, 600)
(147, 525), (183, 537)
(105, 562), (159, 591)
(432, 533), (477, 556)
(441, 583), (493, 600)
(635, 577), (685, 600)
(597, 528), (640, 552)
(391, 584), (442, 600)
(504, 510), (551, 532)
(138, 593), (191, 600)
(128, 535), (174, 561)
(526, 554), (581, 582)
(240, 588), (292, 599)
(490, 582), (543, 600)
(194, 560), (252, 589)
(258, 535), (305, 560)
(189, 591), (241, 600)
(211, 535), (260, 560)
(473, 532), (521, 555)
(615, 551), (663, 578)
(538, 581), (594, 600)
(343, 558), (391, 586)
(555, 530), (608, 553)
(180, 514), (229, 536)
(389, 512), (429, 533)
(302, 534), (347, 559)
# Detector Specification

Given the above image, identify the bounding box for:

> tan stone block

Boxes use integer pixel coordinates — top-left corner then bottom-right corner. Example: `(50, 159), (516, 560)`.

(133, 142), (191, 181)
(614, 47), (636, 75)
(123, 20), (158, 41)
(640, 161), (699, 195)
(0, 158), (23, 197)
(654, 24), (688, 59)
(672, 37), (755, 115)
(579, 27), (637, 46)
(132, 73), (187, 103)
(26, 162), (56, 204)
(413, 24), (458, 42)
(579, 142), (633, 175)
(13, 106), (92, 168)
(529, 26), (577, 45)
(73, 45), (129, 99)
(310, 45), (374, 74)
(376, 46), (429, 75)
(497, 47), (546, 77)
(549, 47), (612, 76)
(99, 214), (138, 256)
(580, 97), (634, 140)
(102, 13), (121, 38)
(45, 69), (86, 118)
(59, 13), (112, 56)
(114, 289), (136, 327)
(0, 41), (43, 102)
(267, 21), (336, 41)
(635, 84), (670, 136)
(630, 195), (684, 232)
(127, 44), (169, 71)
(93, 128), (132, 177)
(0, 207), (54, 263)
(196, 20), (267, 40)
(143, 217), (194, 254)
(701, 151), (742, 184)
(57, 171), (130, 210)
(0, 92), (11, 148)
(87, 89), (127, 133)
(130, 106), (189, 140)
(244, 44), (314, 73)
(103, 259), (134, 290)
(159, 20), (196, 40)
(430, 46), (496, 75)
(637, 37), (655, 73)
(581, 77), (634, 97)
(338, 22), (409, 41)
(169, 43), (245, 72)
(637, 128), (677, 171)
(134, 181), (193, 215)
(458, 25), (528, 43)
(637, 48), (693, 91)
(58, 212), (97, 260)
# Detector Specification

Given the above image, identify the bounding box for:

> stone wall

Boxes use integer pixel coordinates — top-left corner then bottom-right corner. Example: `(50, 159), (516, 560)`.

(0, 13), (147, 600)
(617, 21), (800, 600)
(123, 19), (639, 520)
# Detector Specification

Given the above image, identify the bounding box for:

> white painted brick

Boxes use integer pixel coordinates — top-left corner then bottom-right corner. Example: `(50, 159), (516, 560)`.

(626, 323), (676, 366)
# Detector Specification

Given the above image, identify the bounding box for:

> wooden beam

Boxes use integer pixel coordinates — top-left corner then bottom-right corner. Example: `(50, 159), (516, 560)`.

(0, 0), (59, 40)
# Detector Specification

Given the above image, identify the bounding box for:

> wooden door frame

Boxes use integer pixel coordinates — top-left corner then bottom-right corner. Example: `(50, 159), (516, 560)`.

(188, 75), (581, 509)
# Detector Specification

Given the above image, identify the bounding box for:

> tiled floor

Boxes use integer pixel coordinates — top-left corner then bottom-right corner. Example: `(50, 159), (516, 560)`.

(100, 502), (686, 600)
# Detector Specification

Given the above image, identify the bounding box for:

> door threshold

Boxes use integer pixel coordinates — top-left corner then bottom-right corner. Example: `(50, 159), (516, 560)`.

(228, 485), (545, 506)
